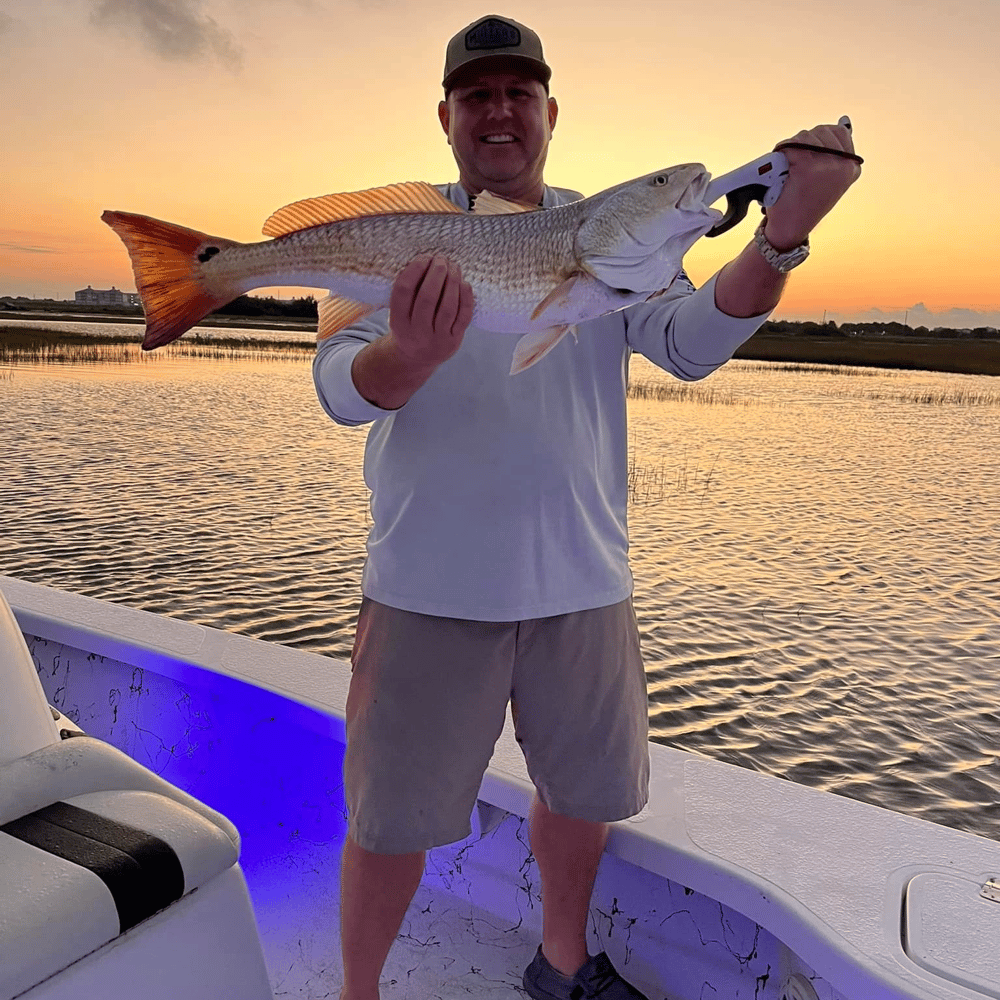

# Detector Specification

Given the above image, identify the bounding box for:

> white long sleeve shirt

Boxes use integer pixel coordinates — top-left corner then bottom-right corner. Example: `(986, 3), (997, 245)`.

(313, 182), (774, 621)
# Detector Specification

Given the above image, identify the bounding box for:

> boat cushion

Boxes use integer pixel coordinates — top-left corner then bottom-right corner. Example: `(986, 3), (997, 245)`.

(0, 789), (238, 1000)
(0, 733), (241, 849)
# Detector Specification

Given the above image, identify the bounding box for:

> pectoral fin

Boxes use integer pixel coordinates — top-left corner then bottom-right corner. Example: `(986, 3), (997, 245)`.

(510, 324), (577, 375)
(317, 293), (377, 341)
(530, 273), (582, 322)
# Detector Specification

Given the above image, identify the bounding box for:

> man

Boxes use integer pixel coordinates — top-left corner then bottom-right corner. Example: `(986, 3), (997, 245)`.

(314, 15), (861, 1000)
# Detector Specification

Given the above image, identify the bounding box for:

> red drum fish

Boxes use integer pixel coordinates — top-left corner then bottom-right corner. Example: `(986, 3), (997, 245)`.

(102, 164), (721, 373)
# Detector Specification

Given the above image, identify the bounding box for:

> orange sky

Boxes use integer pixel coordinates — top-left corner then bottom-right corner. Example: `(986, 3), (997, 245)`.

(2, 0), (998, 326)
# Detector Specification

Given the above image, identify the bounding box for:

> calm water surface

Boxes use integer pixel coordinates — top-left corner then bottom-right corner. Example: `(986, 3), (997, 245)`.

(2, 323), (998, 841)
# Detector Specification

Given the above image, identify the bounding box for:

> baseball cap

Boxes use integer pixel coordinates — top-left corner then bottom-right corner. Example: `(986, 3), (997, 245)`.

(442, 15), (552, 93)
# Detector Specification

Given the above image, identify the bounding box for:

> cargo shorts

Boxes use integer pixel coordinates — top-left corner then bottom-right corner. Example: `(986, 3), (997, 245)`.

(343, 595), (651, 854)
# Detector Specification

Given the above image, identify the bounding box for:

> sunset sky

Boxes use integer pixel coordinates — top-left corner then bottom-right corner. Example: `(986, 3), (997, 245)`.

(3, 0), (998, 327)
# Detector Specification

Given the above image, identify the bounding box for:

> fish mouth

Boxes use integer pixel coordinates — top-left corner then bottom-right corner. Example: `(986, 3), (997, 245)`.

(625, 169), (720, 251)
(675, 170), (712, 210)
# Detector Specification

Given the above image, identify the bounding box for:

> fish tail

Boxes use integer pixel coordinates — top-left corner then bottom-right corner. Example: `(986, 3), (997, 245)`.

(101, 210), (244, 350)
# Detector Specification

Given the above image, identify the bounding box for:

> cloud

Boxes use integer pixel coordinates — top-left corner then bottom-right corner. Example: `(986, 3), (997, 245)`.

(0, 242), (59, 254)
(90, 0), (243, 71)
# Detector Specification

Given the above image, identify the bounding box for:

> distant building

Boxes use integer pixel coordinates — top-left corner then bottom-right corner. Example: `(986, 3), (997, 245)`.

(75, 285), (140, 307)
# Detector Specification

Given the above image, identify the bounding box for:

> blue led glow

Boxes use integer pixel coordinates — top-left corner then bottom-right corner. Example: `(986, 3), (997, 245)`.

(27, 634), (350, 897)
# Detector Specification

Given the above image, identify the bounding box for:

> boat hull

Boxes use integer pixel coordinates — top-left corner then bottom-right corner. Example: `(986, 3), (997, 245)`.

(4, 576), (999, 1000)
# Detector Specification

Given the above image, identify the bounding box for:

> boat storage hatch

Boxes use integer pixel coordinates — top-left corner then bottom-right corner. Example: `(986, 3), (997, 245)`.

(903, 870), (1000, 998)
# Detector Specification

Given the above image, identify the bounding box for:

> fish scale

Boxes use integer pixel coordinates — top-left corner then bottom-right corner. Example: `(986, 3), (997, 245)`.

(203, 205), (587, 332)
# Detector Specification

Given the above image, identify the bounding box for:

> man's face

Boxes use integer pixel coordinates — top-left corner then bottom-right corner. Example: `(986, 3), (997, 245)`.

(438, 67), (558, 202)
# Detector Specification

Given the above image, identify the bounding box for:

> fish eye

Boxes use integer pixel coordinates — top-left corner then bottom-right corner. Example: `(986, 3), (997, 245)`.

(653, 175), (668, 186)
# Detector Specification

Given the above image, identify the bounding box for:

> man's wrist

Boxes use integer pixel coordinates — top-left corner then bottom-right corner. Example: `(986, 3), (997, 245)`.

(762, 220), (810, 252)
(351, 335), (440, 410)
(383, 333), (440, 380)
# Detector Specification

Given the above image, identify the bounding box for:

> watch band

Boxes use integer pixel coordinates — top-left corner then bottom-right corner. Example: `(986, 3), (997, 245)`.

(753, 220), (810, 272)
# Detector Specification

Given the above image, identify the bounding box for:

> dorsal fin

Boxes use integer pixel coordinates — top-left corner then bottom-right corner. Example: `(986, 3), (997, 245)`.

(472, 190), (541, 215)
(262, 181), (463, 237)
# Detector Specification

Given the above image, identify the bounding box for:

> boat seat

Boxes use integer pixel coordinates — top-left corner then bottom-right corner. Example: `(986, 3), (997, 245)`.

(0, 732), (274, 1000)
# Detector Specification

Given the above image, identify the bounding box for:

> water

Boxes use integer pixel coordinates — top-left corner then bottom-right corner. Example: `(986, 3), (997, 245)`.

(2, 323), (998, 841)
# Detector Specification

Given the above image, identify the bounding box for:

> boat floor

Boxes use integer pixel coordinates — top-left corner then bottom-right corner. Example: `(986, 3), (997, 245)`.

(244, 811), (674, 1000)
(253, 832), (624, 1000)
(260, 859), (547, 999)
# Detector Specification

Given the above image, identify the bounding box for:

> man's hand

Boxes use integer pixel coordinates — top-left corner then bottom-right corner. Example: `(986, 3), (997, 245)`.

(387, 254), (475, 372)
(763, 122), (863, 250)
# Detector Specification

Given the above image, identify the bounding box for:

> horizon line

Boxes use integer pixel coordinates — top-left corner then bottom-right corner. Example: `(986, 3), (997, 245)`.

(2, 291), (999, 331)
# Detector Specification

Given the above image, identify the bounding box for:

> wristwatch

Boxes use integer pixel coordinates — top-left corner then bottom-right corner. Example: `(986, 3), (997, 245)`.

(753, 220), (810, 272)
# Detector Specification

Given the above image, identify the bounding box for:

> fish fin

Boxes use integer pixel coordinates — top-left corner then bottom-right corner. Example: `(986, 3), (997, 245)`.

(510, 324), (576, 375)
(317, 294), (377, 342)
(262, 181), (463, 237)
(101, 210), (242, 350)
(471, 190), (540, 215)
(530, 273), (582, 321)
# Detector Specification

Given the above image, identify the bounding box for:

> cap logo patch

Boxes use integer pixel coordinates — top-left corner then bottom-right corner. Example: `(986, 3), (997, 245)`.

(466, 18), (520, 51)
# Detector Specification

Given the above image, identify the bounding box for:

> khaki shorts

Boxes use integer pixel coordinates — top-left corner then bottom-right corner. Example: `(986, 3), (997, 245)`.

(344, 596), (650, 854)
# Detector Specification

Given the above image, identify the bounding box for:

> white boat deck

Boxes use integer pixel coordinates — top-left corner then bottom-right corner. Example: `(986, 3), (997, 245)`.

(3, 575), (999, 1000)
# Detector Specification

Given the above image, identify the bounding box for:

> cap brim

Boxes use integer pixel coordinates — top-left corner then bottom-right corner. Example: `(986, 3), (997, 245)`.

(443, 54), (551, 92)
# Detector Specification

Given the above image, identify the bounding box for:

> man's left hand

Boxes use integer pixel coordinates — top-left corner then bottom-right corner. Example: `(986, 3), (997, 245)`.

(762, 123), (863, 250)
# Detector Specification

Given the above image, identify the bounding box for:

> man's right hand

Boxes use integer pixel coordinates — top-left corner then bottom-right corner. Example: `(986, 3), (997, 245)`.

(387, 255), (475, 372)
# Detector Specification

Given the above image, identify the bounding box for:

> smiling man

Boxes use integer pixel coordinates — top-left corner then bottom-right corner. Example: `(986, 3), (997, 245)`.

(437, 58), (556, 207)
(314, 14), (861, 1000)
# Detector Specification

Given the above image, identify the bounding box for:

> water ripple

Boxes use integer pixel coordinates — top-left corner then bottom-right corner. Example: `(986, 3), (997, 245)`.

(1, 345), (998, 840)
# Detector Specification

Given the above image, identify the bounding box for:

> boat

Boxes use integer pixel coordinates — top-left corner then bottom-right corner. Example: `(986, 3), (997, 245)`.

(2, 573), (998, 1000)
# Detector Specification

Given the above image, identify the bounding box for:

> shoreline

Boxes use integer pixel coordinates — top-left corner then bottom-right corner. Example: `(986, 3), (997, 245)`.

(734, 333), (1000, 377)
(0, 309), (313, 334)
(2, 313), (997, 377)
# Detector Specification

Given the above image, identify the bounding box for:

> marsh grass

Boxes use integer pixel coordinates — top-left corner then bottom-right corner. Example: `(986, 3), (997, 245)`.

(0, 326), (313, 364)
(735, 360), (1000, 405)
(6, 326), (997, 406)
(739, 361), (885, 377)
(862, 387), (1000, 406)
(626, 378), (764, 406)
(627, 447), (719, 506)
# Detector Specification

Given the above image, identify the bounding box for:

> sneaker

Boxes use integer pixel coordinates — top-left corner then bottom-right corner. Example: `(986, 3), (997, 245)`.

(522, 945), (650, 999)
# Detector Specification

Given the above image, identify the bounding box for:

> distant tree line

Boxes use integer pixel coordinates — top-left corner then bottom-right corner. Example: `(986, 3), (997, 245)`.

(0, 294), (319, 320)
(213, 295), (319, 318)
(758, 319), (999, 340)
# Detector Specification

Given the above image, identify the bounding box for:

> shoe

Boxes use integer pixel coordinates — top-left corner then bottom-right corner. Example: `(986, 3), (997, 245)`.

(522, 944), (650, 999)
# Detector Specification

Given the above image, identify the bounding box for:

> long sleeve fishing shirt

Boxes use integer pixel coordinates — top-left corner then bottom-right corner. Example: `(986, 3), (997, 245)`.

(313, 182), (774, 621)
